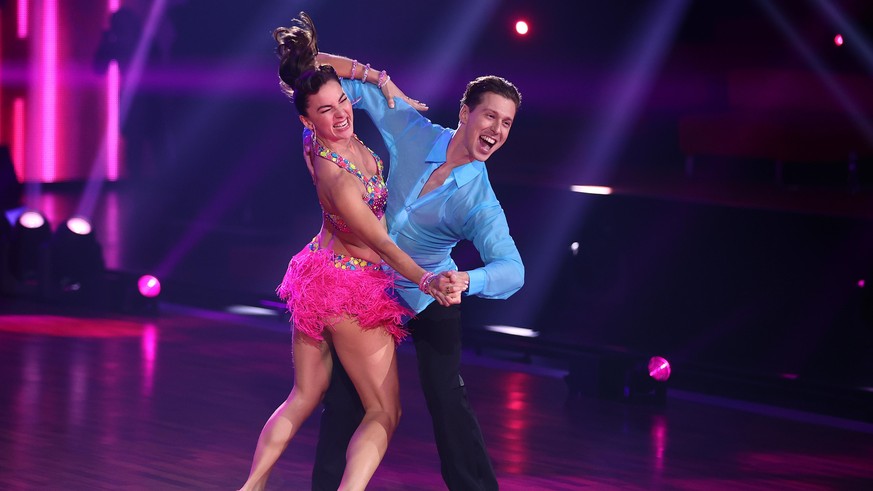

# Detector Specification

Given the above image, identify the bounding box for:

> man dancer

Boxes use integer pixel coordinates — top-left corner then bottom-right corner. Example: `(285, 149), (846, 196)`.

(312, 52), (524, 491)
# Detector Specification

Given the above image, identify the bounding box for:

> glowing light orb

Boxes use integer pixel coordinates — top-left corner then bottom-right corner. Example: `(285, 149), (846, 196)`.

(19, 211), (46, 229)
(66, 216), (92, 235)
(570, 241), (580, 255)
(834, 34), (844, 46)
(515, 20), (529, 35)
(859, 279), (865, 288)
(648, 356), (671, 382)
(138, 275), (161, 298)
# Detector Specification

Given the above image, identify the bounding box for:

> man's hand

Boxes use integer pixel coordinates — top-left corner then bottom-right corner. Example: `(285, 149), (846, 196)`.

(427, 271), (469, 306)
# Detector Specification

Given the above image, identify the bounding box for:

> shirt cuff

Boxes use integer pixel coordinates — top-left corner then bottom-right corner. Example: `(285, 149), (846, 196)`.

(465, 268), (486, 296)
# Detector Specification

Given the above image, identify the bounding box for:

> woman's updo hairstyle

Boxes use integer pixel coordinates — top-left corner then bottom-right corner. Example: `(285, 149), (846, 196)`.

(273, 12), (339, 116)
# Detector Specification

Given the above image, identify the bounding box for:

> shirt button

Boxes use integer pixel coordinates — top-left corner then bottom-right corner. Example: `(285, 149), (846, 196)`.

(405, 206), (411, 211)
(420, 178), (425, 183)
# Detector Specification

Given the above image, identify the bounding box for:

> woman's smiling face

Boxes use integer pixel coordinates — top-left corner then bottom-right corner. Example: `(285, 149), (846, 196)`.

(300, 79), (354, 143)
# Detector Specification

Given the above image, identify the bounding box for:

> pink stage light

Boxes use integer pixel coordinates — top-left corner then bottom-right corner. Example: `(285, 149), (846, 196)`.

(66, 216), (93, 235)
(648, 356), (671, 382)
(515, 20), (529, 36)
(834, 33), (844, 46)
(19, 210), (46, 229)
(859, 279), (866, 288)
(107, 60), (120, 181)
(13, 97), (25, 181)
(108, 0), (121, 14)
(138, 275), (162, 298)
(41, 0), (58, 182)
(17, 0), (29, 38)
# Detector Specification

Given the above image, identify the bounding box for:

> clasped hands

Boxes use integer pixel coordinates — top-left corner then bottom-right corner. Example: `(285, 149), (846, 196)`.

(427, 271), (468, 306)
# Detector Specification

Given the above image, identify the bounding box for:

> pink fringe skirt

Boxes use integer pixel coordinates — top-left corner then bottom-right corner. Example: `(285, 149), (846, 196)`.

(276, 240), (411, 344)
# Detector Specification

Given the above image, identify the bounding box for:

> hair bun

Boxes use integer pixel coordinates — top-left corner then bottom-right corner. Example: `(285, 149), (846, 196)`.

(273, 12), (320, 93)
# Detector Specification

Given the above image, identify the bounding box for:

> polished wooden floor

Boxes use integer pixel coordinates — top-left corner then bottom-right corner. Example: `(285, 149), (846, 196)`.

(1, 301), (872, 491)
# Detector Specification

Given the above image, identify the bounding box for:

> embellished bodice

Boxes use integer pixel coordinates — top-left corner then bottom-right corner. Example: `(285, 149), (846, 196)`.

(316, 136), (388, 233)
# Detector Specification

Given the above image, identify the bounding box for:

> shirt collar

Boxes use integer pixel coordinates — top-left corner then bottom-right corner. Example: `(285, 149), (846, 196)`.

(424, 128), (484, 188)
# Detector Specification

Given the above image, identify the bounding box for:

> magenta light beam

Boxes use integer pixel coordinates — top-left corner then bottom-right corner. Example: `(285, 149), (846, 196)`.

(17, 0), (29, 38)
(13, 97), (25, 180)
(106, 60), (120, 181)
(40, 0), (58, 182)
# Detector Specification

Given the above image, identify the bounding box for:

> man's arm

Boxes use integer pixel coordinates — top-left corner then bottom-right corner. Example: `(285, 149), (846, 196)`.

(461, 202), (525, 299)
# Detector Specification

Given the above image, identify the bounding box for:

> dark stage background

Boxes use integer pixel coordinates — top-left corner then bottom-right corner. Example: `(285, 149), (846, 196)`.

(4, 0), (873, 416)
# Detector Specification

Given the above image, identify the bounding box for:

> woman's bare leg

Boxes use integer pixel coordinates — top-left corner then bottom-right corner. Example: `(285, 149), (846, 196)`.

(239, 329), (331, 491)
(330, 319), (401, 491)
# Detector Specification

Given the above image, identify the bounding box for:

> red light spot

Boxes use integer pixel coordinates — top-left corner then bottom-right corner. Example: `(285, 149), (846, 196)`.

(834, 34), (844, 46)
(515, 20), (529, 36)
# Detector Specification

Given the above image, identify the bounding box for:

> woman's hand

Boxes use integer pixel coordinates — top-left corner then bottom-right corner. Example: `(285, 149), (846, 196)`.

(428, 271), (467, 306)
(382, 78), (429, 111)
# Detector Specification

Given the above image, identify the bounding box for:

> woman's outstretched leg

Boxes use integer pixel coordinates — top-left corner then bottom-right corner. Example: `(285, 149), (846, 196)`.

(330, 319), (402, 491)
(239, 329), (331, 491)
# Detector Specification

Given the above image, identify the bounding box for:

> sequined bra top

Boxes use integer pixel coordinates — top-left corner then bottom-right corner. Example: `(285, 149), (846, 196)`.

(315, 136), (388, 233)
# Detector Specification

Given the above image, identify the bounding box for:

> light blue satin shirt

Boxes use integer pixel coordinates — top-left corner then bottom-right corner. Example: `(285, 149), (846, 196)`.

(341, 78), (524, 313)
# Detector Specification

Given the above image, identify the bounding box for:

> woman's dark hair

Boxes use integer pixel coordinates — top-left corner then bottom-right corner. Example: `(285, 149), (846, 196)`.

(273, 12), (339, 116)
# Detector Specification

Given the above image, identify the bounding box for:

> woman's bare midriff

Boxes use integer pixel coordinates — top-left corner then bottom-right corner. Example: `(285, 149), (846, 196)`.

(315, 223), (383, 265)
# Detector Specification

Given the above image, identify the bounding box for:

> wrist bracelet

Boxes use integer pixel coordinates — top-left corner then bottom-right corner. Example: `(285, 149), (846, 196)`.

(418, 272), (437, 294)
(361, 63), (371, 83)
(377, 70), (389, 89)
(350, 59), (358, 80)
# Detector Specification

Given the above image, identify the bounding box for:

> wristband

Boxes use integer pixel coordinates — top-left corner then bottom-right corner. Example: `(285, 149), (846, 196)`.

(377, 70), (389, 89)
(418, 272), (437, 294)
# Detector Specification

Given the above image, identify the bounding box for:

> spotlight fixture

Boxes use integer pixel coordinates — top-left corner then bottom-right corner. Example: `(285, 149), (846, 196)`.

(0, 214), (13, 294)
(51, 215), (105, 304)
(9, 210), (52, 288)
(597, 354), (671, 405)
(137, 275), (161, 298)
(648, 356), (672, 382)
(66, 216), (93, 235)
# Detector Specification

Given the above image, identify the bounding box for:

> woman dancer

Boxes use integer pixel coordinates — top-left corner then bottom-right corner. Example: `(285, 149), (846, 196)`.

(239, 12), (462, 491)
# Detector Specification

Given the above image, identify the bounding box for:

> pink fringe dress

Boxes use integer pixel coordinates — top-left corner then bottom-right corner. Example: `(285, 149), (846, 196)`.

(276, 136), (411, 344)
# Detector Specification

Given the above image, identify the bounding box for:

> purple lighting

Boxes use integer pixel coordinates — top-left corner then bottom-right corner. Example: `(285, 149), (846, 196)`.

(834, 33), (844, 46)
(138, 275), (161, 298)
(648, 356), (671, 382)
